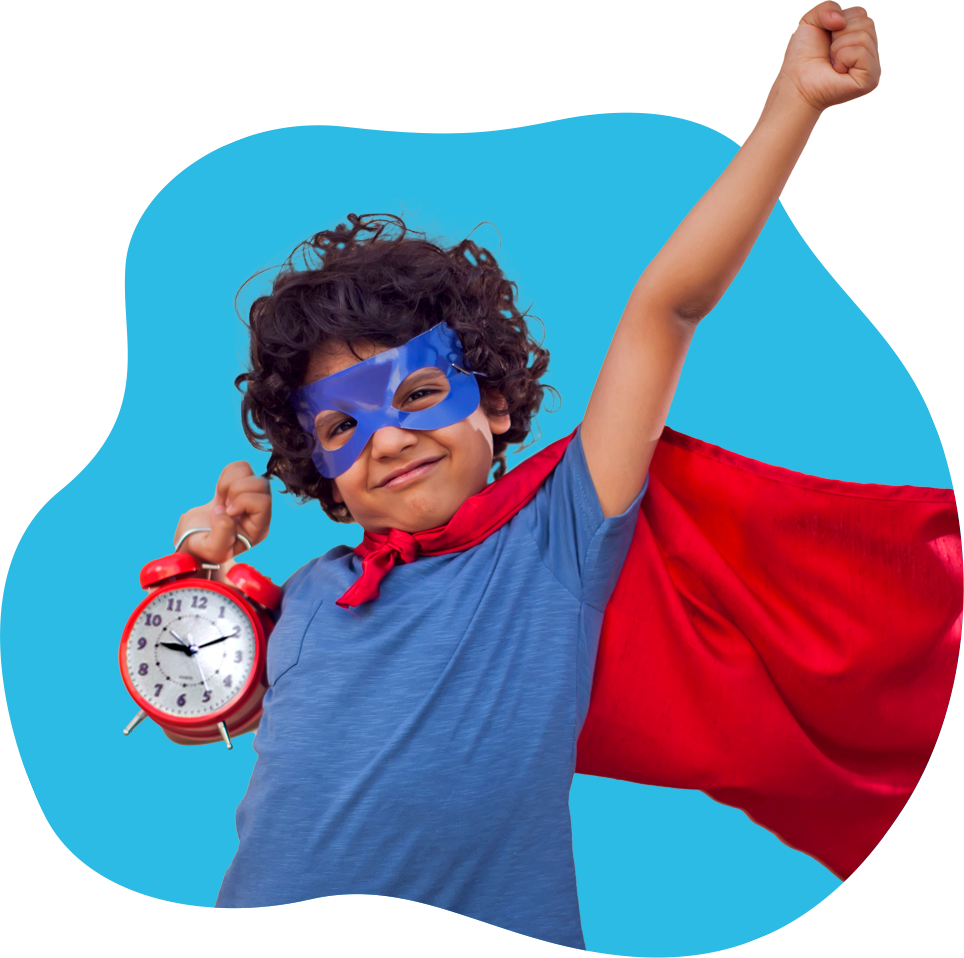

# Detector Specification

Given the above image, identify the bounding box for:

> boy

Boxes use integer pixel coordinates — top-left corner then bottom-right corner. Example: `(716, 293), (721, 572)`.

(174, 4), (881, 948)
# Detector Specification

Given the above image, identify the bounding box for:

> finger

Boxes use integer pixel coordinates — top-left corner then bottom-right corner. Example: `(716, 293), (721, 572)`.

(830, 29), (877, 59)
(176, 511), (239, 563)
(223, 474), (271, 511)
(225, 493), (272, 542)
(214, 462), (256, 505)
(225, 473), (270, 494)
(196, 515), (238, 564)
(176, 502), (214, 532)
(224, 490), (270, 517)
(829, 42), (879, 80)
(830, 17), (879, 83)
(833, 14), (877, 45)
(830, 28), (879, 68)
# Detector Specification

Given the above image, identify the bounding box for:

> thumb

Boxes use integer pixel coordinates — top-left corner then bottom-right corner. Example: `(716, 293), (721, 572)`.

(800, 2), (846, 32)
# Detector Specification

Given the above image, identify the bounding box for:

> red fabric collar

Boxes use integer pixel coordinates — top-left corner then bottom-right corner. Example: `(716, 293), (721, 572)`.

(336, 430), (577, 609)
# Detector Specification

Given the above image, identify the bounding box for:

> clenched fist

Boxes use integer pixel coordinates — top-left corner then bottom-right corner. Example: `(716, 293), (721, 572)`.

(781, 3), (880, 111)
(174, 461), (271, 565)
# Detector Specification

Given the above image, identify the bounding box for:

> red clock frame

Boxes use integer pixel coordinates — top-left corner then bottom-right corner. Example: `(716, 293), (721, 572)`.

(119, 555), (280, 742)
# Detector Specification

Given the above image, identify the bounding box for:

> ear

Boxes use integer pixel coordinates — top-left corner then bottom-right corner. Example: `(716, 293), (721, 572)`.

(331, 479), (344, 504)
(483, 390), (512, 436)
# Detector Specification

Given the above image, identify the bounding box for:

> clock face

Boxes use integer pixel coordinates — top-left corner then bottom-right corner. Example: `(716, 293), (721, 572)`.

(124, 584), (258, 720)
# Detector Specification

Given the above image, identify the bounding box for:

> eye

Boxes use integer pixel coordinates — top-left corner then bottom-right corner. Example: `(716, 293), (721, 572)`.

(391, 368), (451, 411)
(400, 387), (442, 407)
(328, 417), (357, 438)
(315, 414), (357, 450)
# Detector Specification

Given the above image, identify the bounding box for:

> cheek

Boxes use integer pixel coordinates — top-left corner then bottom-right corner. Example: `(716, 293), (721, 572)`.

(429, 411), (496, 482)
(330, 461), (366, 506)
(445, 411), (498, 489)
(463, 407), (496, 454)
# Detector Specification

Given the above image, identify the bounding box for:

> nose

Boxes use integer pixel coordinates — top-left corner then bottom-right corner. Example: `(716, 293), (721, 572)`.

(369, 425), (419, 459)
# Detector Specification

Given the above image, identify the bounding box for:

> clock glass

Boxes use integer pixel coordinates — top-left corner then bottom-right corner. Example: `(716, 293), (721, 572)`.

(124, 584), (258, 719)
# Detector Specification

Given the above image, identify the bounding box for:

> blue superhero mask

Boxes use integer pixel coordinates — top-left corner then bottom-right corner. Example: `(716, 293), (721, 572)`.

(290, 322), (482, 478)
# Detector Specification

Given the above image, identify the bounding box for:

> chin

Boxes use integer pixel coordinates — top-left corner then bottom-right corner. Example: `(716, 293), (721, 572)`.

(396, 495), (460, 532)
(346, 458), (493, 533)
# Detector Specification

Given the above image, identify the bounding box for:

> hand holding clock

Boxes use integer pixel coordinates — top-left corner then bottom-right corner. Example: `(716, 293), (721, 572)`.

(173, 461), (272, 570)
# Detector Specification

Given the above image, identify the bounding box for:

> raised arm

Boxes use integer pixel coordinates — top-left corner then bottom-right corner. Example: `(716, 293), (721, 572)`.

(581, 2), (880, 516)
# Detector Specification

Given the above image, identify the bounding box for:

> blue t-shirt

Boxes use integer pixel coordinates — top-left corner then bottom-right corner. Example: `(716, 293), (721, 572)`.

(217, 433), (645, 949)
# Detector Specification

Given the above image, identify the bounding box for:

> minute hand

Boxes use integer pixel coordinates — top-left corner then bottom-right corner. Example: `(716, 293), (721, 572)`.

(197, 632), (239, 649)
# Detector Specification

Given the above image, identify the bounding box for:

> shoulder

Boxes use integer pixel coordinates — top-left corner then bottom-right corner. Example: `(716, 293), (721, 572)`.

(532, 428), (602, 523)
(281, 545), (356, 605)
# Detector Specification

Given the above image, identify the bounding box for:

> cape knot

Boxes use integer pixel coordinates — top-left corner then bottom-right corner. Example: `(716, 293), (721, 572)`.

(384, 528), (420, 564)
(334, 527), (421, 609)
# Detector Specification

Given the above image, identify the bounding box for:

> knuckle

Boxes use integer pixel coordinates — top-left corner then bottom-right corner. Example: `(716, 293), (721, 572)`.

(845, 17), (873, 34)
(832, 30), (870, 50)
(830, 28), (870, 47)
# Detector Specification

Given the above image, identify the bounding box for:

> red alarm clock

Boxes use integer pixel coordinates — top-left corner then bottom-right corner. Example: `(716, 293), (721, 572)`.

(119, 552), (282, 749)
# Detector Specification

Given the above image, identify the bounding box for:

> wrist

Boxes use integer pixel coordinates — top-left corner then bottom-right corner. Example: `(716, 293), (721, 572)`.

(765, 75), (823, 125)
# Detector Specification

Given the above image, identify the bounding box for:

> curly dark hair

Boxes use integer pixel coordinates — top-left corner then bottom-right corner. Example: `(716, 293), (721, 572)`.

(236, 213), (554, 523)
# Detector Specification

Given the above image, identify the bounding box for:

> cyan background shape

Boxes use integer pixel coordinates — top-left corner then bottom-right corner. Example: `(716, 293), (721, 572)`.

(1, 117), (951, 957)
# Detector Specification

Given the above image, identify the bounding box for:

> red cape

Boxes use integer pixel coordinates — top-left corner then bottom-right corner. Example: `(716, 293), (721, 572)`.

(577, 427), (961, 880)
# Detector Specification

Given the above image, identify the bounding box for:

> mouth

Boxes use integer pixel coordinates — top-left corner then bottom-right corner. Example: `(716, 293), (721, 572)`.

(376, 456), (444, 489)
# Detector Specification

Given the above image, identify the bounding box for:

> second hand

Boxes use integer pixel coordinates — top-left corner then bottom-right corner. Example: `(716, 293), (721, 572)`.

(173, 629), (212, 694)
(185, 632), (212, 693)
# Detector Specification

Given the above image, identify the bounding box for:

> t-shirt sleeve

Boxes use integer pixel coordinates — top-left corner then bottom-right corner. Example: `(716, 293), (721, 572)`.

(524, 427), (647, 612)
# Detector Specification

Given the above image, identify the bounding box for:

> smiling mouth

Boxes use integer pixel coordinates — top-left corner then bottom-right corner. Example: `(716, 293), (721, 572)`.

(377, 457), (443, 489)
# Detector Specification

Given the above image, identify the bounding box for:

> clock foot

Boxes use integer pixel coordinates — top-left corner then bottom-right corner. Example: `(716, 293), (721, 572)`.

(122, 709), (148, 736)
(217, 721), (233, 750)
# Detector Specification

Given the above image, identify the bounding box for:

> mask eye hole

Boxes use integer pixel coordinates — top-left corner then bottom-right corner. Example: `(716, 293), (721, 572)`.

(314, 411), (357, 451)
(392, 367), (450, 412)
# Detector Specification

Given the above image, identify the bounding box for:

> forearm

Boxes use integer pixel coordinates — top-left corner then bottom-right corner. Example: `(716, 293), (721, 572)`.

(635, 78), (820, 322)
(575, 4), (878, 517)
(582, 81), (820, 516)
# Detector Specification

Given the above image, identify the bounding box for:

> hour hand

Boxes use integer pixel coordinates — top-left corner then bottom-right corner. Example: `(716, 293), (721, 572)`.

(159, 641), (195, 655)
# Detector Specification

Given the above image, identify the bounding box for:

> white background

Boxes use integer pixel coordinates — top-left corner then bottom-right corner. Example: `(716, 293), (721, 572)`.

(0, 1), (960, 954)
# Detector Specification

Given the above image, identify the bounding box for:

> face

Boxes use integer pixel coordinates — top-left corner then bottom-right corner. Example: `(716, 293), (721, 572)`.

(305, 339), (511, 533)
